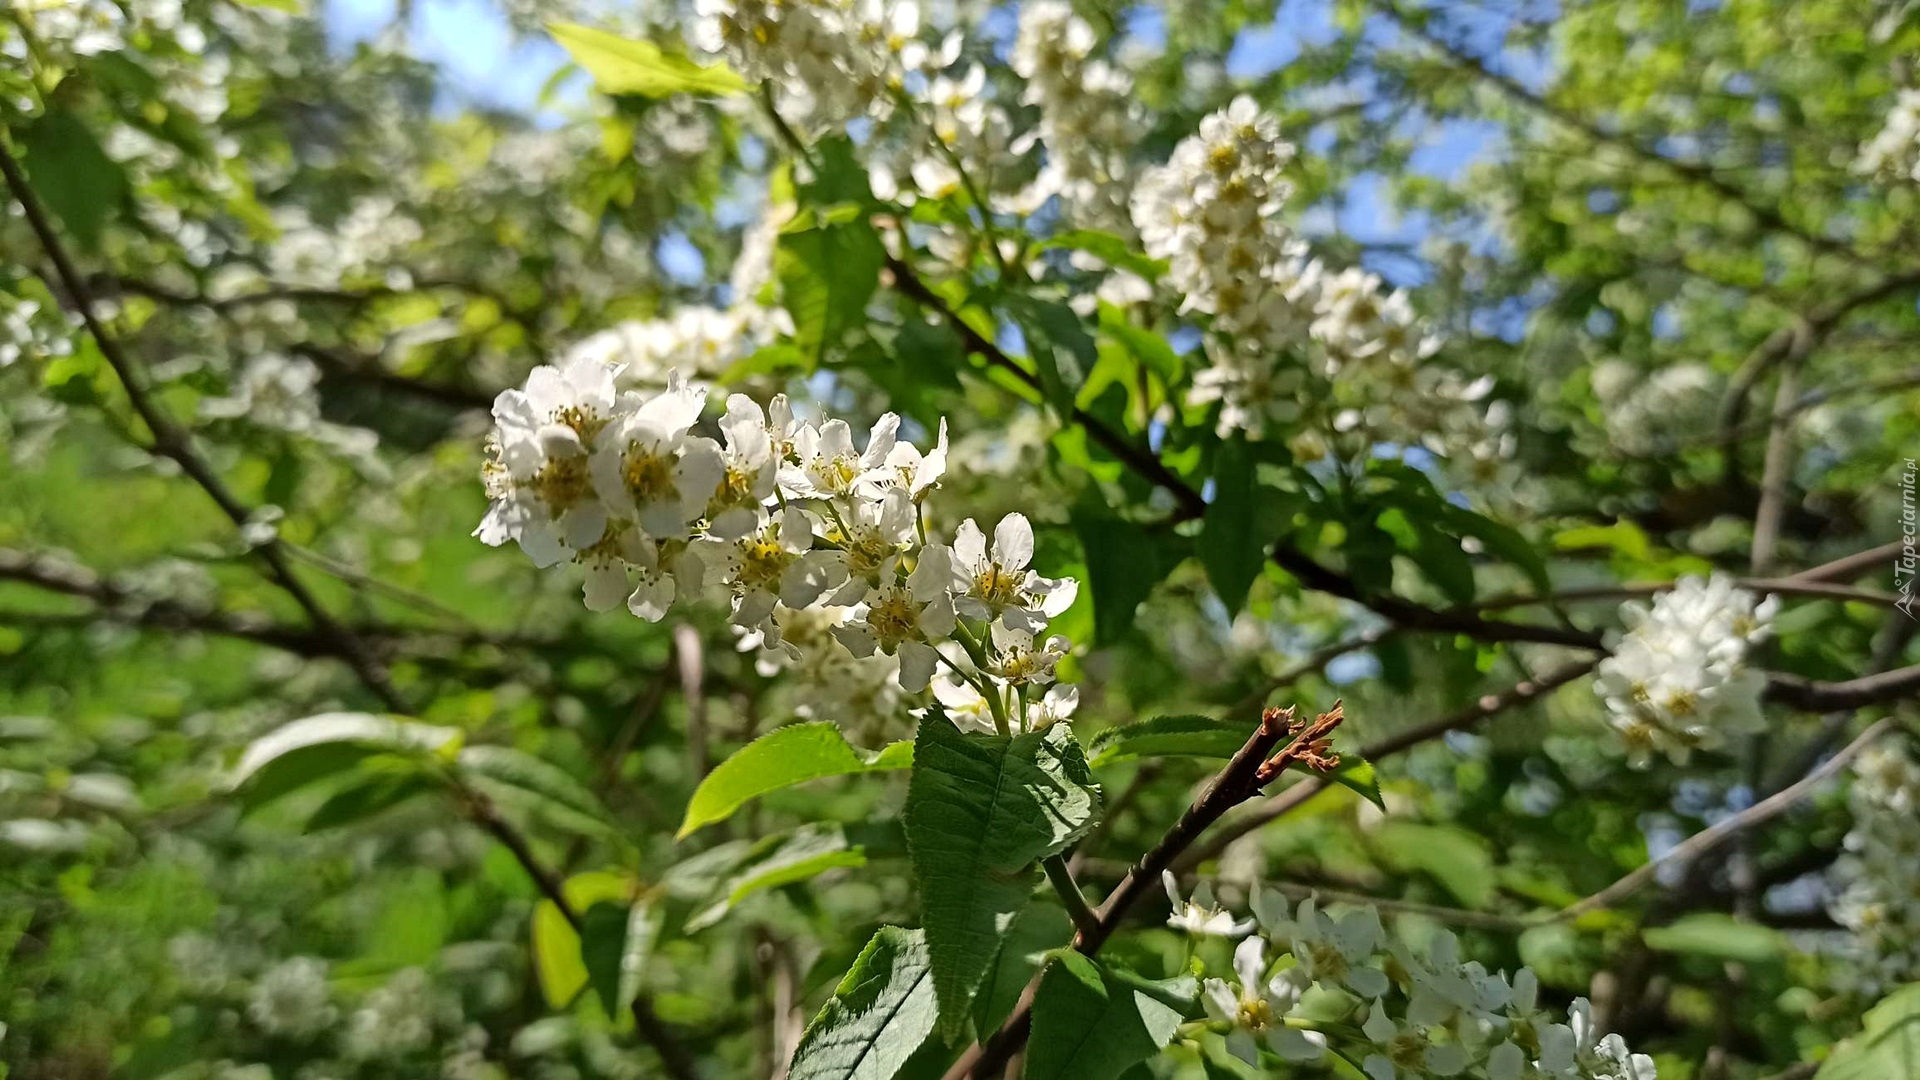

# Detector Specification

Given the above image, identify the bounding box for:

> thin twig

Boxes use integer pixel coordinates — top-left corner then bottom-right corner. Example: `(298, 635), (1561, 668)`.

(1552, 718), (1899, 922)
(1041, 855), (1102, 939)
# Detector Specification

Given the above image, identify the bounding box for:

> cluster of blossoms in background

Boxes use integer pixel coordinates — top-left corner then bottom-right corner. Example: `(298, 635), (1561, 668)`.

(1592, 575), (1777, 767)
(1829, 738), (1920, 992)
(1161, 881), (1658, 1079)
(477, 356), (1080, 733)
(1856, 87), (1920, 182)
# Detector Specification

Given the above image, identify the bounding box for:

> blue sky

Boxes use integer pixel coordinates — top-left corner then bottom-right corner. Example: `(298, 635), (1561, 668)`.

(322, 0), (1512, 287)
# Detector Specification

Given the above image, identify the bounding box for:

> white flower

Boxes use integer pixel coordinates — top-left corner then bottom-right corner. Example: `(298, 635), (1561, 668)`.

(1360, 1000), (1468, 1080)
(861, 418), (949, 501)
(949, 513), (1077, 631)
(589, 372), (720, 538)
(1284, 898), (1389, 998)
(707, 394), (779, 539)
(1162, 871), (1256, 937)
(246, 956), (337, 1039)
(702, 508), (842, 633)
(1858, 88), (1920, 182)
(832, 545), (956, 691)
(825, 488), (920, 604)
(475, 356), (625, 566)
(987, 623), (1069, 686)
(1829, 737), (1920, 991)
(781, 414), (900, 500)
(1203, 936), (1323, 1065)
(1594, 574), (1777, 766)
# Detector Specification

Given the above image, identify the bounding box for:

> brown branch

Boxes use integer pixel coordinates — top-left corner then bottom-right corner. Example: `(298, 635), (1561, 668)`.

(1552, 718), (1900, 922)
(1185, 660), (1602, 869)
(1762, 665), (1920, 712)
(939, 704), (1347, 1080)
(0, 138), (405, 714)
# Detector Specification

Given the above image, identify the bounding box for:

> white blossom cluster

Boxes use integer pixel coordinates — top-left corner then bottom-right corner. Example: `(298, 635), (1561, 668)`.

(1828, 737), (1920, 992)
(477, 357), (1081, 731)
(1010, 1), (1148, 232)
(1133, 96), (1310, 438)
(197, 354), (382, 465)
(246, 956), (338, 1040)
(1592, 574), (1777, 767)
(1591, 361), (1720, 457)
(691, 0), (923, 127)
(1856, 88), (1920, 182)
(266, 199), (426, 291)
(1162, 878), (1657, 1080)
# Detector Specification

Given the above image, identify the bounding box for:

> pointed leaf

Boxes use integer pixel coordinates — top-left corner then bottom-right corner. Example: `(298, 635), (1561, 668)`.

(789, 926), (939, 1080)
(1025, 953), (1185, 1080)
(904, 719), (1101, 1034)
(680, 723), (911, 837)
(549, 22), (746, 97)
(1198, 437), (1264, 616)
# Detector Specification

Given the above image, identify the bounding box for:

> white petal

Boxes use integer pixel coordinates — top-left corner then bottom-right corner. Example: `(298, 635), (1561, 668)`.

(992, 513), (1034, 569)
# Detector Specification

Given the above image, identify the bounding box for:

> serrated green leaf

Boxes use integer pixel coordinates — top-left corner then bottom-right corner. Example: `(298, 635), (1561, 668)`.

(904, 719), (1101, 1035)
(1643, 914), (1786, 964)
(789, 926), (938, 1080)
(579, 897), (657, 1021)
(1088, 715), (1252, 767)
(971, 904), (1073, 1036)
(302, 767), (433, 831)
(1010, 298), (1098, 416)
(1199, 437), (1265, 616)
(548, 22), (746, 97)
(1025, 953), (1185, 1080)
(679, 722), (911, 837)
(458, 744), (612, 835)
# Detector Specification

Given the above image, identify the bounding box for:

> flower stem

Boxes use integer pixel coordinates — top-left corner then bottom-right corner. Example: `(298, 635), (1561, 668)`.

(1041, 855), (1100, 939)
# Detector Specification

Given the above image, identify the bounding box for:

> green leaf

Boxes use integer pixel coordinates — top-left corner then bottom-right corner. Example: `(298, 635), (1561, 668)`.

(1071, 494), (1186, 645)
(458, 744), (613, 835)
(1041, 230), (1168, 280)
(1438, 504), (1550, 597)
(687, 824), (868, 931)
(971, 904), (1073, 1036)
(548, 22), (747, 97)
(904, 719), (1101, 1035)
(531, 872), (637, 1008)
(302, 767), (433, 831)
(1817, 982), (1920, 1080)
(1371, 822), (1495, 907)
(1025, 953), (1185, 1080)
(679, 722), (911, 837)
(578, 897), (658, 1021)
(778, 218), (886, 364)
(1198, 437), (1264, 616)
(789, 926), (939, 1080)
(229, 712), (460, 813)
(20, 108), (129, 252)
(1088, 715), (1252, 767)
(1096, 304), (1182, 384)
(1010, 298), (1097, 416)
(1642, 914), (1786, 964)
(1321, 755), (1383, 810)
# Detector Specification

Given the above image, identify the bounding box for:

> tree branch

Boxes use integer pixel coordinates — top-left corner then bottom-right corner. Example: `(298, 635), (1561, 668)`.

(0, 138), (406, 714)
(1552, 718), (1900, 922)
(940, 705), (1347, 1080)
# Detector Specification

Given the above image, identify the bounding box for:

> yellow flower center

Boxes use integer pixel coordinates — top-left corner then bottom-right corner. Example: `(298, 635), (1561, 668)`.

(737, 534), (793, 591)
(867, 589), (921, 645)
(623, 447), (677, 503)
(1237, 998), (1272, 1031)
(531, 455), (592, 514)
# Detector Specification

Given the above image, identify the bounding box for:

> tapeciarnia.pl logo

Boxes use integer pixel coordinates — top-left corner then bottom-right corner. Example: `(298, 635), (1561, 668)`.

(1900, 458), (1918, 620)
